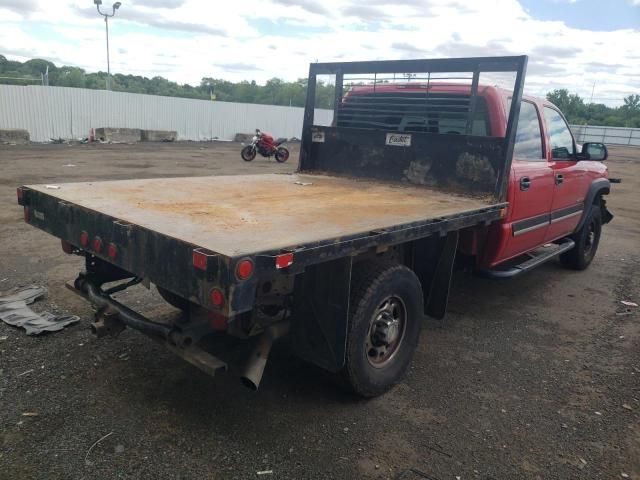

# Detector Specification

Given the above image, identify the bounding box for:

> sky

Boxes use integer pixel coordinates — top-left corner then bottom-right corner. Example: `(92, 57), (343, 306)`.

(0, 0), (638, 106)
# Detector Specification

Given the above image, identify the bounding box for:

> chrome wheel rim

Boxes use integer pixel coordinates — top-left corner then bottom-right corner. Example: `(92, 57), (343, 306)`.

(365, 296), (407, 368)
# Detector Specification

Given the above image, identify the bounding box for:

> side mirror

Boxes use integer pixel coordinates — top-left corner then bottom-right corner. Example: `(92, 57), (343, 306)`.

(579, 142), (608, 161)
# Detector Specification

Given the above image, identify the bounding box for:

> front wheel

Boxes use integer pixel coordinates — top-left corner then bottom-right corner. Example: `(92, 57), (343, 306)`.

(275, 146), (289, 163)
(560, 203), (602, 270)
(341, 262), (423, 397)
(241, 145), (256, 162)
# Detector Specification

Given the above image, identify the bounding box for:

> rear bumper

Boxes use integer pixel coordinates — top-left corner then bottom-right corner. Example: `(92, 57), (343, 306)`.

(67, 276), (229, 376)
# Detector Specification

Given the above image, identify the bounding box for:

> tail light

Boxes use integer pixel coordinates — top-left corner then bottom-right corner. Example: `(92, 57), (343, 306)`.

(236, 259), (254, 280)
(79, 231), (89, 247)
(210, 288), (224, 308)
(23, 207), (30, 222)
(17, 187), (25, 205)
(193, 248), (216, 271)
(93, 236), (103, 254)
(193, 250), (208, 271)
(107, 243), (118, 260)
(275, 252), (294, 269)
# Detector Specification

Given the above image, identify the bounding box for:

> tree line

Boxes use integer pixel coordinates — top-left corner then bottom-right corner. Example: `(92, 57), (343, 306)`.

(546, 89), (640, 128)
(0, 56), (336, 108)
(1, 55), (638, 127)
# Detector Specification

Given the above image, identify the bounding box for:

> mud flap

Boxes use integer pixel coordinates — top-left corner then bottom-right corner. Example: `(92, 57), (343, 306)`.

(290, 256), (352, 372)
(410, 231), (459, 320)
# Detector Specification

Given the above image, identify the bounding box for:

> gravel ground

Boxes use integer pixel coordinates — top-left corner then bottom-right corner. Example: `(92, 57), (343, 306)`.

(0, 142), (638, 480)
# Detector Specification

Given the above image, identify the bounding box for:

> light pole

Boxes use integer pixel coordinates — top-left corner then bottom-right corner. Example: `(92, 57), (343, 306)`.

(94, 0), (121, 90)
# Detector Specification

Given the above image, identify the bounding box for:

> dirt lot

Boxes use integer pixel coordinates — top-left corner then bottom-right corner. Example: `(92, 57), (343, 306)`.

(1, 142), (639, 480)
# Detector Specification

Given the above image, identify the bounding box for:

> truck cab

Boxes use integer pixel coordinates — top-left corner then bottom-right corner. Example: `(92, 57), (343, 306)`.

(481, 89), (610, 271)
(337, 81), (612, 274)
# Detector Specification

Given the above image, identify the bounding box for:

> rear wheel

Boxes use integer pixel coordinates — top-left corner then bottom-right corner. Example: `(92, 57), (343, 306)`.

(560, 203), (602, 270)
(241, 145), (256, 161)
(157, 286), (190, 312)
(275, 147), (289, 163)
(341, 262), (423, 397)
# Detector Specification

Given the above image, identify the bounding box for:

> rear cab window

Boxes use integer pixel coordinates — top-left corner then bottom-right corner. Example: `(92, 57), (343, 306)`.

(337, 90), (491, 136)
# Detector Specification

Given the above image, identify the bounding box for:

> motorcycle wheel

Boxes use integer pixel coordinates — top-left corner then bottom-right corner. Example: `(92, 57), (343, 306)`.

(275, 146), (290, 163)
(241, 145), (257, 162)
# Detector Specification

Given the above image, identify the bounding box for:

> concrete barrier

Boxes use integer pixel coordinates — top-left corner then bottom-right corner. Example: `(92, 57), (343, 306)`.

(0, 128), (30, 144)
(141, 130), (177, 142)
(95, 127), (142, 143)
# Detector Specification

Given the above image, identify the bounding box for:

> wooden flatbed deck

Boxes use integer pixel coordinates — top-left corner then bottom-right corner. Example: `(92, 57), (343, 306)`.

(28, 173), (496, 257)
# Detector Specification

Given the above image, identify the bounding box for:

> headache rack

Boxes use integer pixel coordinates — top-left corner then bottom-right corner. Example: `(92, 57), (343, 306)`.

(299, 55), (528, 201)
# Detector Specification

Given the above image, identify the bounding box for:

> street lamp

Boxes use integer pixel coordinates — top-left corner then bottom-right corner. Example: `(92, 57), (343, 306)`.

(94, 0), (121, 90)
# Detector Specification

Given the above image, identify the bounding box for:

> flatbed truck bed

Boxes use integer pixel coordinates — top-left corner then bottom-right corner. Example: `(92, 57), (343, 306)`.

(26, 173), (497, 257)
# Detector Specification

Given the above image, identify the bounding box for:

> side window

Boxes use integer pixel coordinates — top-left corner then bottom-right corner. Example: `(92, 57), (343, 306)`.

(513, 101), (544, 160)
(544, 107), (575, 160)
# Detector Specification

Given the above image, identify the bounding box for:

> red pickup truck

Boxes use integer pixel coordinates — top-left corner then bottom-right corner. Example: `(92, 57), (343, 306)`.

(18, 56), (613, 397)
(340, 81), (612, 274)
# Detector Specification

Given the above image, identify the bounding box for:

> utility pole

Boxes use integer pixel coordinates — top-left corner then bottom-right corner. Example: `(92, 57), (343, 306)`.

(94, 0), (122, 90)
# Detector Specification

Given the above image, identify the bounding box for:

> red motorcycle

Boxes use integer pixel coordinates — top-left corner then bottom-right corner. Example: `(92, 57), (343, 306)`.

(241, 129), (290, 163)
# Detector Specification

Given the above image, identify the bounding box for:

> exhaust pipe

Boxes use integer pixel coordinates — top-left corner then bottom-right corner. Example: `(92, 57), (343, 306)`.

(240, 322), (290, 391)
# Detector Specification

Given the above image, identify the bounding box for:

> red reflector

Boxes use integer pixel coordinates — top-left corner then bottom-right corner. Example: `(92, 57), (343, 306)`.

(108, 243), (118, 260)
(236, 259), (254, 280)
(210, 288), (224, 308)
(275, 253), (294, 269)
(23, 207), (30, 222)
(80, 231), (89, 247)
(93, 236), (103, 253)
(193, 250), (208, 271)
(61, 240), (74, 254)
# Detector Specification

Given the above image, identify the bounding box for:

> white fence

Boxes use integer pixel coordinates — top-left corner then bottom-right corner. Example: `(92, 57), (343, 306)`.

(2, 85), (637, 147)
(0, 85), (334, 142)
(571, 124), (640, 147)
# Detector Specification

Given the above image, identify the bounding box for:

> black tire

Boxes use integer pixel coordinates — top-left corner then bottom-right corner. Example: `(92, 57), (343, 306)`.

(341, 261), (423, 397)
(560, 203), (602, 270)
(157, 286), (190, 312)
(275, 146), (289, 163)
(241, 145), (256, 162)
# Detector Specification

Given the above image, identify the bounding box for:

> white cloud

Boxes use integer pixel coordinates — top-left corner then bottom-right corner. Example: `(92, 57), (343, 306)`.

(0, 0), (637, 105)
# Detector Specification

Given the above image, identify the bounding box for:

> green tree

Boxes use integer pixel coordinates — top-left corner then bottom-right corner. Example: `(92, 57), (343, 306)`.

(56, 67), (86, 88)
(622, 94), (640, 114)
(546, 89), (585, 120)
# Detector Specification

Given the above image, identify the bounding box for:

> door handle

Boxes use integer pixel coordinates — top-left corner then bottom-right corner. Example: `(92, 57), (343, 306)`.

(555, 174), (564, 185)
(519, 176), (531, 191)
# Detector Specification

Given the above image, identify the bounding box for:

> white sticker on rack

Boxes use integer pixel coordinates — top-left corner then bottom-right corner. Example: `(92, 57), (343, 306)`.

(385, 133), (412, 147)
